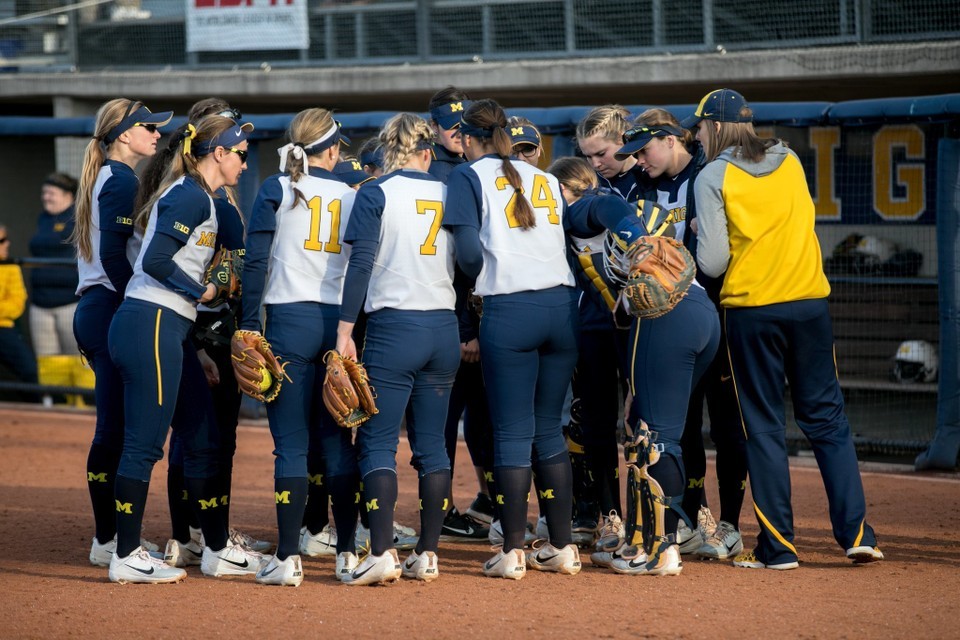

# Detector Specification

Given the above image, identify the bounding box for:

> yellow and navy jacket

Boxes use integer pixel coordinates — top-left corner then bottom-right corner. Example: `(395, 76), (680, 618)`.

(0, 264), (27, 328)
(694, 142), (830, 308)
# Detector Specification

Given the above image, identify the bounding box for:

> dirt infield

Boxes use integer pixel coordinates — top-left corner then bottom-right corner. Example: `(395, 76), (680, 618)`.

(1, 406), (958, 639)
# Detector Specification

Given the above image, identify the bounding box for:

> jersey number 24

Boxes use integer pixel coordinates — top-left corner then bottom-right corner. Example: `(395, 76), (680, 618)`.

(495, 175), (559, 228)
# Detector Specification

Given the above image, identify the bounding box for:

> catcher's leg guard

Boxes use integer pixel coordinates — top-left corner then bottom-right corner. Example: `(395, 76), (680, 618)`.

(565, 400), (599, 527)
(624, 422), (691, 571)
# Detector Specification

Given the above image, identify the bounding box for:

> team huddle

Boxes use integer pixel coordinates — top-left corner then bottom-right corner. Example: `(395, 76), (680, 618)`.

(73, 86), (884, 587)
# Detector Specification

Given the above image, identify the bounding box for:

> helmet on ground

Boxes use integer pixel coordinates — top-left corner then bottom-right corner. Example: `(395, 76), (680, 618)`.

(891, 340), (938, 383)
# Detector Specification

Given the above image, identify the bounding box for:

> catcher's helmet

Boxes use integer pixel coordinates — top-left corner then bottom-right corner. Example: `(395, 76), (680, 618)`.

(602, 200), (675, 285)
(891, 340), (938, 383)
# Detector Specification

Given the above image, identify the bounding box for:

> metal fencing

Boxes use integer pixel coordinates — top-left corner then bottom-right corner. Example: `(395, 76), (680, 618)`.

(1, 0), (958, 72)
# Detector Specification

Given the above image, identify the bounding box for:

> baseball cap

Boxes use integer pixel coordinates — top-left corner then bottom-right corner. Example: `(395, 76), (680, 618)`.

(681, 89), (752, 128)
(615, 124), (684, 160)
(360, 145), (384, 169)
(103, 103), (174, 144)
(430, 100), (473, 130)
(508, 124), (541, 149)
(334, 159), (375, 187)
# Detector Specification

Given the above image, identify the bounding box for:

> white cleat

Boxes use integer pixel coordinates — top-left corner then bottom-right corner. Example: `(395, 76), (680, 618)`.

(200, 541), (265, 578)
(488, 520), (537, 547)
(611, 544), (683, 576)
(526, 541), (582, 575)
(256, 554), (304, 587)
(164, 538), (203, 567)
(482, 547), (527, 580)
(335, 551), (359, 582)
(90, 536), (117, 567)
(108, 546), (186, 584)
(300, 524), (338, 557)
(696, 520), (743, 560)
(594, 511), (625, 553)
(590, 541), (630, 568)
(342, 549), (402, 586)
(402, 550), (439, 582)
(677, 520), (703, 555)
(229, 528), (272, 553)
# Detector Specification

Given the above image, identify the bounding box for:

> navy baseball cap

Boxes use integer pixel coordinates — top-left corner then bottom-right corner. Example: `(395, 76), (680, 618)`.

(681, 89), (752, 128)
(508, 123), (541, 149)
(360, 145), (384, 169)
(430, 100), (473, 130)
(103, 103), (174, 144)
(334, 159), (374, 187)
(615, 124), (685, 160)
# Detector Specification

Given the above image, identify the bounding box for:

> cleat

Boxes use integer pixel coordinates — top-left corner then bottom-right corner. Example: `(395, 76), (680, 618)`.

(139, 536), (160, 554)
(200, 541), (265, 578)
(465, 493), (495, 525)
(256, 554), (303, 587)
(846, 546), (884, 564)
(90, 536), (116, 567)
(229, 528), (272, 553)
(401, 550), (439, 582)
(439, 508), (489, 542)
(591, 541), (631, 568)
(696, 521), (743, 560)
(595, 511), (625, 552)
(611, 544), (682, 576)
(109, 546), (186, 584)
(356, 523), (418, 552)
(488, 519), (537, 547)
(164, 538), (203, 567)
(300, 524), (338, 557)
(571, 517), (598, 548)
(526, 541), (582, 575)
(482, 547), (526, 580)
(335, 552), (359, 581)
(733, 550), (799, 570)
(697, 506), (718, 539)
(677, 519), (703, 555)
(189, 526), (203, 547)
(342, 549), (402, 586)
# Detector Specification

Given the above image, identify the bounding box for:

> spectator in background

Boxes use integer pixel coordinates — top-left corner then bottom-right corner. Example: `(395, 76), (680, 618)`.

(30, 173), (91, 407)
(0, 223), (40, 401)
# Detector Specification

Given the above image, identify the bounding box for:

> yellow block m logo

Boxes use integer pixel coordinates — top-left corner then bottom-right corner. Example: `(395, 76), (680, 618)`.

(308, 473), (324, 486)
(450, 102), (464, 112)
(687, 477), (705, 489)
(87, 472), (108, 483)
(196, 231), (216, 248)
(115, 500), (133, 514)
(366, 498), (379, 512)
(511, 126), (524, 137)
(538, 488), (555, 500)
(275, 491), (291, 504)
(198, 497), (219, 510)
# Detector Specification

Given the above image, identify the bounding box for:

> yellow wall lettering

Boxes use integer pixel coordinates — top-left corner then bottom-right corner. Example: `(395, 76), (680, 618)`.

(873, 124), (925, 220)
(810, 127), (841, 220)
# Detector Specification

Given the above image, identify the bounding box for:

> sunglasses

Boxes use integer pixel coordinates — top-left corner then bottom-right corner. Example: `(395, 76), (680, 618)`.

(134, 123), (158, 133)
(217, 108), (243, 121)
(517, 145), (539, 158)
(227, 147), (248, 162)
(622, 126), (657, 144)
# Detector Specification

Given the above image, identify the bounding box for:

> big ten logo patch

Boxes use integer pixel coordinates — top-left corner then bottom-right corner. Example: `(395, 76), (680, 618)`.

(173, 221), (190, 235)
(196, 231), (216, 248)
(116, 216), (133, 226)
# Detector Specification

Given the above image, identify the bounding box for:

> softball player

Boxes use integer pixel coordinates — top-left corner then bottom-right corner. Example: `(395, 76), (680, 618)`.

(619, 109), (749, 560)
(553, 156), (720, 576)
(507, 117), (543, 168)
(575, 106), (645, 202)
(238, 109), (361, 587)
(358, 138), (385, 178)
(106, 115), (264, 584)
(70, 98), (171, 568)
(336, 113), (459, 585)
(427, 86), (471, 183)
(691, 88), (883, 569)
(443, 99), (581, 580)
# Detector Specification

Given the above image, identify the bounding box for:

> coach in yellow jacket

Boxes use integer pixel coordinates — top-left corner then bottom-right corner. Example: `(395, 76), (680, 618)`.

(688, 89), (883, 571)
(0, 225), (40, 398)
